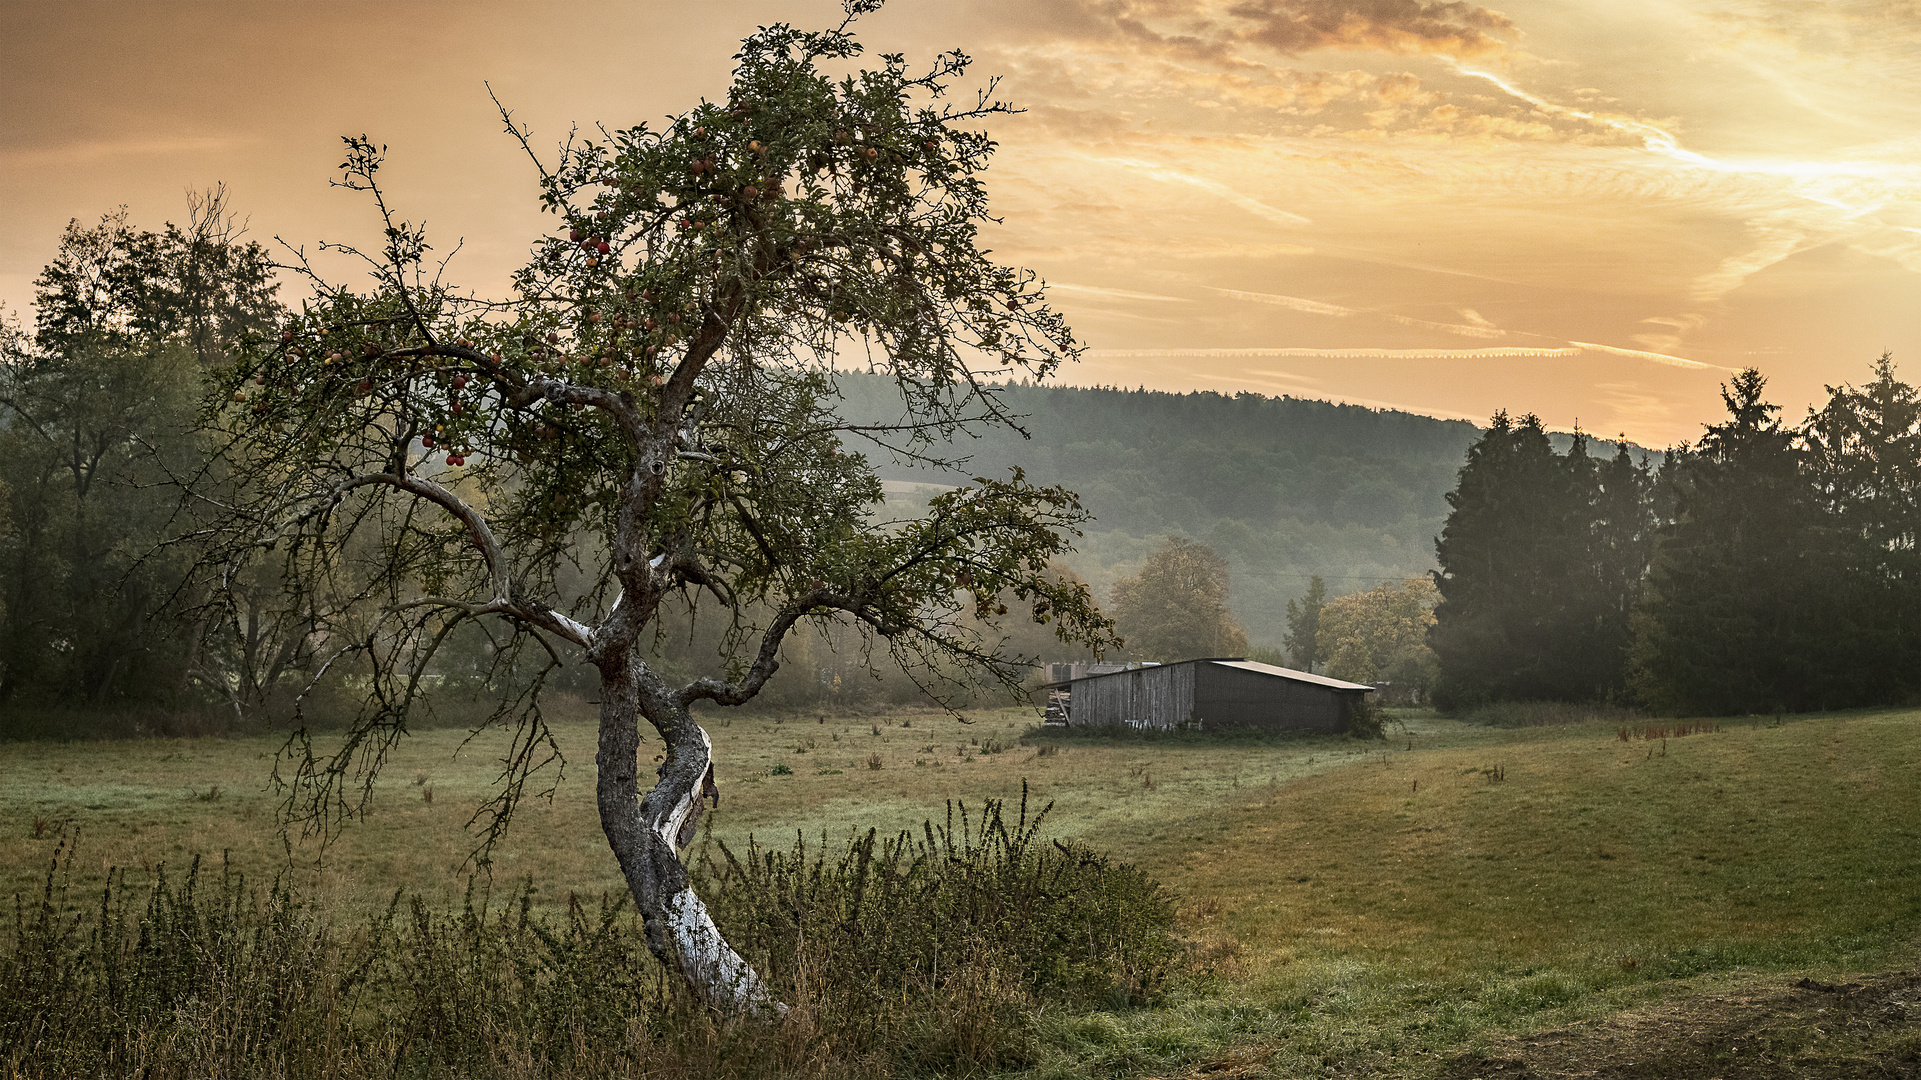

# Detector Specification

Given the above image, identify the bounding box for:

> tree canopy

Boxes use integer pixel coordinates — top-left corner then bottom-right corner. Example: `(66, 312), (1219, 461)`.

(1318, 577), (1437, 698)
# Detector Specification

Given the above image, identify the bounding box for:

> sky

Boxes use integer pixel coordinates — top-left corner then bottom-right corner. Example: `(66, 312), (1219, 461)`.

(3, 0), (1918, 448)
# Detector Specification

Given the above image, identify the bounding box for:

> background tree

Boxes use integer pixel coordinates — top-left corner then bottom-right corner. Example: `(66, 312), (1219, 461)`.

(0, 202), (279, 712)
(1630, 370), (1847, 714)
(1428, 414), (1652, 708)
(1110, 536), (1247, 660)
(1802, 354), (1921, 700)
(191, 13), (1114, 1013)
(1318, 577), (1437, 701)
(1632, 364), (1919, 714)
(1283, 574), (1324, 672)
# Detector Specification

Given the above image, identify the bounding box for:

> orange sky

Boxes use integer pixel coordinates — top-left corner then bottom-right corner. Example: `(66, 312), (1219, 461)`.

(4, 0), (1918, 447)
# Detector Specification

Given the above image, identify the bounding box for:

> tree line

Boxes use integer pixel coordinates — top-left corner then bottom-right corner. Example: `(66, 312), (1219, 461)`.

(6, 205), (1910, 729)
(1426, 365), (1919, 715)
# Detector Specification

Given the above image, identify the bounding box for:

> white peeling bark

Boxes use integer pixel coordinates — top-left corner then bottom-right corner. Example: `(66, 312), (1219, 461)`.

(595, 654), (780, 1015)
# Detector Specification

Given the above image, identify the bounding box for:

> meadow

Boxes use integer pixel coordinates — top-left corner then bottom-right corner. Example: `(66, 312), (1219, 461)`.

(7, 702), (1921, 1077)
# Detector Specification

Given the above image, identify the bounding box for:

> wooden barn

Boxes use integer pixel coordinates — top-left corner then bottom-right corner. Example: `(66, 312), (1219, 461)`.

(1050, 658), (1374, 733)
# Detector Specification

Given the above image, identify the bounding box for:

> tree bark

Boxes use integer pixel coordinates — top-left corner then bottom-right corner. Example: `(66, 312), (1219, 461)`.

(594, 653), (779, 1014)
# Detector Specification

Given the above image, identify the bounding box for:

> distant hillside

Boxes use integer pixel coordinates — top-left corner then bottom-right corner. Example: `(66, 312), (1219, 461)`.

(837, 378), (1502, 648)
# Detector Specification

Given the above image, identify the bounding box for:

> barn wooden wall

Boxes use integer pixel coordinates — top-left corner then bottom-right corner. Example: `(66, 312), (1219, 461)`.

(1071, 663), (1196, 729)
(1067, 661), (1364, 733)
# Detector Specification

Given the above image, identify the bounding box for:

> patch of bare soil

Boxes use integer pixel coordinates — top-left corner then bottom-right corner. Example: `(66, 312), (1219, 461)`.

(1437, 970), (1921, 1079)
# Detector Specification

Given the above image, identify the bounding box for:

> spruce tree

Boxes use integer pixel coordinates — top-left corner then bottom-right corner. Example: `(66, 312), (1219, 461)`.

(1801, 354), (1921, 700)
(1630, 370), (1849, 714)
(1583, 443), (1656, 700)
(1429, 414), (1654, 707)
(1430, 413), (1587, 706)
(1284, 574), (1325, 672)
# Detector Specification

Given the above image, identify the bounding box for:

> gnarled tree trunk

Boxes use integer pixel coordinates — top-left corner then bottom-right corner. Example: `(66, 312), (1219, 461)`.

(594, 654), (778, 1014)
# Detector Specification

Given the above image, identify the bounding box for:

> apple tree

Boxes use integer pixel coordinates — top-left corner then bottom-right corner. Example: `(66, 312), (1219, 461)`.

(193, 9), (1114, 1013)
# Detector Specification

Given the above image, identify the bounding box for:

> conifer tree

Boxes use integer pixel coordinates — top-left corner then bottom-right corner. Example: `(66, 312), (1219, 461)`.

(1581, 442), (1656, 700)
(1428, 413), (1588, 706)
(1283, 574), (1325, 672)
(1802, 354), (1921, 699)
(1630, 370), (1848, 714)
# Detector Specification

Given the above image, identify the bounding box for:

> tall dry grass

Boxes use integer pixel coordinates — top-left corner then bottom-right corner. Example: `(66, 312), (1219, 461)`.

(3, 791), (1179, 1079)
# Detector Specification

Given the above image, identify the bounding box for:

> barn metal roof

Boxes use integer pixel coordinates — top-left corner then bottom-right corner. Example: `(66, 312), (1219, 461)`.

(1205, 659), (1376, 691)
(1047, 657), (1374, 692)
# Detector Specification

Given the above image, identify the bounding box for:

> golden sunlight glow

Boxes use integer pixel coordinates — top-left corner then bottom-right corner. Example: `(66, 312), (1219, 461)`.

(1, 0), (1916, 446)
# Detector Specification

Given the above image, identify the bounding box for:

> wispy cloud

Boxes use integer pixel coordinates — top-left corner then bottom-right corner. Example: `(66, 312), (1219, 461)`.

(1048, 282), (1193, 302)
(1193, 370), (1490, 420)
(1565, 341), (1726, 371)
(1047, 0), (1519, 62)
(1230, 0), (1517, 59)
(1212, 286), (1508, 337)
(1088, 343), (1734, 370)
(1212, 286), (1353, 316)
(1088, 346), (1585, 358)
(0, 135), (249, 170)
(1093, 157), (1313, 226)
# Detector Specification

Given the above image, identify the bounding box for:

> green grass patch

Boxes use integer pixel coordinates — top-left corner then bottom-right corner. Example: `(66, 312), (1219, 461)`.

(6, 706), (1921, 1076)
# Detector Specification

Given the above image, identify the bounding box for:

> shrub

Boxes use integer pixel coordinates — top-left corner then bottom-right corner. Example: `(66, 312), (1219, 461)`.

(697, 784), (1180, 1013)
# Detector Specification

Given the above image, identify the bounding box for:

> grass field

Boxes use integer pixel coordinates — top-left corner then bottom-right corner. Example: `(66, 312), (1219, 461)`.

(7, 703), (1921, 1077)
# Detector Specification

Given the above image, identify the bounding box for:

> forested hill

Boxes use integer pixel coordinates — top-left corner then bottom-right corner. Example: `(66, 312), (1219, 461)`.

(835, 377), (1493, 648)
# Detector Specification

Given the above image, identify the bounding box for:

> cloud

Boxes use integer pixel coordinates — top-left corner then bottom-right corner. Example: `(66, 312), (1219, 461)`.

(0, 134), (248, 171)
(1088, 343), (1732, 370)
(1212, 286), (1354, 316)
(1088, 346), (1584, 358)
(1195, 370), (1489, 420)
(1090, 156), (1314, 225)
(1048, 282), (1193, 302)
(1565, 341), (1725, 371)
(1042, 0), (1517, 62)
(1632, 313), (1706, 353)
(1228, 0), (1516, 59)
(1381, 311), (1506, 338)
(1211, 286), (1508, 337)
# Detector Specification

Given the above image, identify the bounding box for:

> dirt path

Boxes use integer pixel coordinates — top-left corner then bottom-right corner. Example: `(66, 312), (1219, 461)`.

(1438, 970), (1921, 1079)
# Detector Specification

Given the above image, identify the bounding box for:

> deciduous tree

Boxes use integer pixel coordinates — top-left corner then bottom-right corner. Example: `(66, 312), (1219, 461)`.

(1318, 577), (1436, 697)
(1110, 536), (1247, 660)
(0, 199), (279, 709)
(191, 11), (1113, 1012)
